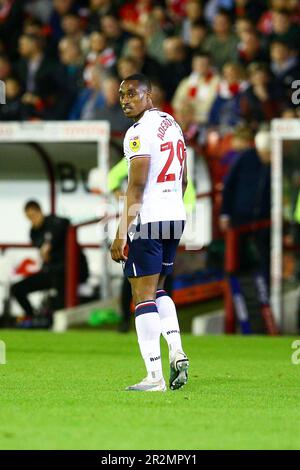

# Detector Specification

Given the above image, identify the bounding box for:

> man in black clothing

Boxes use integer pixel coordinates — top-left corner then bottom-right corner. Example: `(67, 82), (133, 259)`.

(11, 200), (88, 319)
(219, 129), (271, 286)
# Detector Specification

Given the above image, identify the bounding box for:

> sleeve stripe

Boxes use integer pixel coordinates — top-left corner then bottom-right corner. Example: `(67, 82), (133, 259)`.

(129, 154), (151, 161)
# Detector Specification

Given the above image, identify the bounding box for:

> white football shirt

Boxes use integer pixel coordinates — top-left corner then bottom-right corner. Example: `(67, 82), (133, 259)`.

(123, 108), (187, 224)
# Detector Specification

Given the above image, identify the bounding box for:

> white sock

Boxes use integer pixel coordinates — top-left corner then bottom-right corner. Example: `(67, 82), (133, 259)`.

(135, 300), (163, 381)
(156, 290), (183, 361)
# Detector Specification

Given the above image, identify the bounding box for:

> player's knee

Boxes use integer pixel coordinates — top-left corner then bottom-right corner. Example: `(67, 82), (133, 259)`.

(133, 288), (156, 306)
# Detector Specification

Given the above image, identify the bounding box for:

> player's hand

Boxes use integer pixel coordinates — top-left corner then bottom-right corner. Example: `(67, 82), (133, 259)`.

(110, 238), (128, 263)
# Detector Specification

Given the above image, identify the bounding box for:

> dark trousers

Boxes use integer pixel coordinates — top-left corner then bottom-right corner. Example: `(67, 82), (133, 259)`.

(237, 228), (271, 290)
(11, 270), (65, 317)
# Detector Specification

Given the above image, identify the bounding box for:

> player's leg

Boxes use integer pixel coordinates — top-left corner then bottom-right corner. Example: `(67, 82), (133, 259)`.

(156, 274), (183, 356)
(126, 272), (166, 391)
(156, 274), (189, 390)
(156, 220), (189, 390)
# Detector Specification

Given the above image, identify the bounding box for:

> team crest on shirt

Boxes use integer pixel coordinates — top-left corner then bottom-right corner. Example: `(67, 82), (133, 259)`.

(129, 136), (141, 152)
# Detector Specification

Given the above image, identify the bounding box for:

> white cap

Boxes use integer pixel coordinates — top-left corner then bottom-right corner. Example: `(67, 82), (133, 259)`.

(255, 130), (271, 151)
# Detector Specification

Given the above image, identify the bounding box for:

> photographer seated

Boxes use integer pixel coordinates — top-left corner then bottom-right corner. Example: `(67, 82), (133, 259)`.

(11, 200), (88, 322)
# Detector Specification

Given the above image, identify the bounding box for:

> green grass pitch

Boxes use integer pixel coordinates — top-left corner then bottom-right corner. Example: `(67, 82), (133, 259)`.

(0, 330), (299, 450)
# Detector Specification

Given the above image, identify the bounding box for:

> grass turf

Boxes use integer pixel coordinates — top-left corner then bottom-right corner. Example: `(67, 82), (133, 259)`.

(0, 330), (299, 450)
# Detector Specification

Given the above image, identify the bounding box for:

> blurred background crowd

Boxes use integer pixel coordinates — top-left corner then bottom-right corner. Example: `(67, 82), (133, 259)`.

(0, 0), (299, 133)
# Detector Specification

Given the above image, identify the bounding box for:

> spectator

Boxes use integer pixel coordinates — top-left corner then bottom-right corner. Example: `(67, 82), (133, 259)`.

(50, 36), (84, 119)
(181, 0), (203, 45)
(87, 0), (115, 32)
(14, 33), (58, 119)
(100, 14), (130, 58)
(240, 62), (286, 129)
(220, 124), (255, 176)
(162, 36), (191, 100)
(93, 75), (130, 132)
(186, 19), (208, 56)
(270, 40), (300, 93)
(234, 16), (255, 39)
(123, 35), (162, 81)
(49, 0), (78, 44)
(116, 56), (139, 80)
(203, 9), (239, 70)
(0, 76), (23, 120)
(61, 12), (89, 54)
(69, 64), (105, 120)
(203, 0), (233, 25)
(172, 51), (220, 124)
(219, 129), (271, 285)
(208, 62), (248, 128)
(268, 9), (300, 50)
(175, 101), (199, 142)
(83, 31), (116, 85)
(22, 17), (57, 58)
(11, 200), (89, 321)
(237, 31), (268, 67)
(151, 3), (176, 36)
(258, 0), (300, 36)
(139, 14), (167, 65)
(151, 80), (173, 115)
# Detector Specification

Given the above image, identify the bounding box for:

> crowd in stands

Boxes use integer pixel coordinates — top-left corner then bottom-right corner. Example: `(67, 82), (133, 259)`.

(0, 0), (299, 135)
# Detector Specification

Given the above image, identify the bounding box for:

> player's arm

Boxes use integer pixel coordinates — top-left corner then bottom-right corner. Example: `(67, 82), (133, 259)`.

(110, 157), (150, 262)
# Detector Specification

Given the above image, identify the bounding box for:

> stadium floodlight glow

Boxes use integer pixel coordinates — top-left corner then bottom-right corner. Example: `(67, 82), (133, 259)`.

(271, 119), (300, 331)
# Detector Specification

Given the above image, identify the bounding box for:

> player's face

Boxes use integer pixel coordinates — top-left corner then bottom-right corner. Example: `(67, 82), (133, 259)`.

(119, 80), (150, 119)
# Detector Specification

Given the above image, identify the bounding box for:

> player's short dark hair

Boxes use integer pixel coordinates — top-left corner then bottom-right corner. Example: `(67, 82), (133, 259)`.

(24, 200), (41, 212)
(123, 73), (152, 91)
